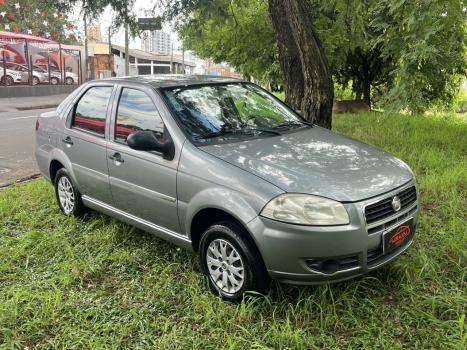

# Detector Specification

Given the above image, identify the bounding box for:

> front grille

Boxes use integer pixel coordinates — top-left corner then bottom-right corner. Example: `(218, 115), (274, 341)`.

(365, 186), (417, 225)
(367, 205), (418, 234)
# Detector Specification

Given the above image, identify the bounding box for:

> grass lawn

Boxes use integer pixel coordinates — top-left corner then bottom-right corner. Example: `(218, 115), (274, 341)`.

(1, 112), (466, 349)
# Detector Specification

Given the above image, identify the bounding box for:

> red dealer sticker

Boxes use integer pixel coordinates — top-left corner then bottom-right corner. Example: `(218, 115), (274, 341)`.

(383, 219), (414, 254)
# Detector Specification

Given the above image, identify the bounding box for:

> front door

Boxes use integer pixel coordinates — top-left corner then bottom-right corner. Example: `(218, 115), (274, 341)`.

(61, 85), (114, 204)
(106, 86), (180, 233)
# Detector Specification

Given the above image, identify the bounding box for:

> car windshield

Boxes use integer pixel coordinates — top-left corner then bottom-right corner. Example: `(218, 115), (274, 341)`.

(161, 83), (307, 143)
(34, 66), (46, 73)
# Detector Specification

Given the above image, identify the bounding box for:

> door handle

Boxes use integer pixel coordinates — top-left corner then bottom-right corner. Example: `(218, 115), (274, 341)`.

(109, 152), (124, 164)
(62, 136), (73, 146)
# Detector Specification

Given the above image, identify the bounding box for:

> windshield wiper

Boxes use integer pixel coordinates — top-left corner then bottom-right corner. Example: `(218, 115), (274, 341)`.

(195, 127), (280, 140)
(272, 121), (313, 130)
(243, 127), (281, 136)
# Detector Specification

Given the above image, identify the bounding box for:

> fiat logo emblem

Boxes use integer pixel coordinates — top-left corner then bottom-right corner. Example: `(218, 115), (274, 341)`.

(392, 196), (401, 212)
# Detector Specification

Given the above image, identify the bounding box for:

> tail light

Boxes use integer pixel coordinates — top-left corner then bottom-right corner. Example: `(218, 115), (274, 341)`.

(35, 118), (40, 131)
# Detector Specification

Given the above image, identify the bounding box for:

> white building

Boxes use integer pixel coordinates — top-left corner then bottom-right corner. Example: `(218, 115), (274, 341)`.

(141, 30), (172, 55)
(111, 44), (195, 76)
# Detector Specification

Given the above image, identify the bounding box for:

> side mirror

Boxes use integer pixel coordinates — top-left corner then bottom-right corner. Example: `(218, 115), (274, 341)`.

(127, 130), (175, 160)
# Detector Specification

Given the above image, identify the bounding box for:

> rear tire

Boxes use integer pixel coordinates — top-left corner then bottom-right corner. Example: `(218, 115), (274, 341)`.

(65, 77), (74, 85)
(32, 76), (40, 85)
(54, 168), (85, 216)
(199, 222), (269, 301)
(50, 77), (59, 85)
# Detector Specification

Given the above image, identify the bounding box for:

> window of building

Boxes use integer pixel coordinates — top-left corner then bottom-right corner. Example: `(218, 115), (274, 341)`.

(153, 66), (170, 74)
(115, 88), (164, 143)
(72, 86), (113, 135)
(138, 66), (151, 75)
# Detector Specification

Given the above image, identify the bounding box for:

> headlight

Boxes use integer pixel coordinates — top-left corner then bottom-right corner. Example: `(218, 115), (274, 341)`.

(261, 194), (350, 225)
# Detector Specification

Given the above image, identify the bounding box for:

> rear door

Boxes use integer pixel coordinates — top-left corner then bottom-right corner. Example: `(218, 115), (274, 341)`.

(106, 84), (180, 232)
(61, 84), (115, 204)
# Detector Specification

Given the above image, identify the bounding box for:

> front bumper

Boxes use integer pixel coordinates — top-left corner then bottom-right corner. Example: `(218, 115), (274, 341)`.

(247, 181), (419, 284)
(11, 75), (23, 83)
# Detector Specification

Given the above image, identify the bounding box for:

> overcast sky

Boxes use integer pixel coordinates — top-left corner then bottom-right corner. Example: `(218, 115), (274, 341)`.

(71, 0), (181, 50)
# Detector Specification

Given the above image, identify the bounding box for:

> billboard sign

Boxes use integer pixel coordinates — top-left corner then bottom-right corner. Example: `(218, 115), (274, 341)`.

(137, 18), (162, 31)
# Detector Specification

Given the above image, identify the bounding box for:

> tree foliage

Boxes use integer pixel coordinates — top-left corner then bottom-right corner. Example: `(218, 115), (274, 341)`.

(55, 0), (465, 113)
(372, 0), (466, 112)
(162, 0), (466, 113)
(0, 0), (75, 42)
(57, 0), (137, 30)
(178, 0), (280, 82)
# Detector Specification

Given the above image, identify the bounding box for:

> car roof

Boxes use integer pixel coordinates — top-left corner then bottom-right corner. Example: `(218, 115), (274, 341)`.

(97, 74), (245, 89)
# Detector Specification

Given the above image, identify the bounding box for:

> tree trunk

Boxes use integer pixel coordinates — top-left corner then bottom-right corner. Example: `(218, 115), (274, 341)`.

(353, 79), (363, 100)
(268, 0), (334, 129)
(268, 0), (304, 110)
(363, 80), (371, 109)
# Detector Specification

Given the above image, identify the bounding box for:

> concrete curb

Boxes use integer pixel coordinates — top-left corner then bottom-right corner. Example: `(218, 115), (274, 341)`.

(0, 85), (77, 98)
(17, 104), (59, 111)
(0, 173), (41, 189)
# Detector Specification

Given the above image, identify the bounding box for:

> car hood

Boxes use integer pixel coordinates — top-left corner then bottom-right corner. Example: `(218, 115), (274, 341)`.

(200, 127), (413, 202)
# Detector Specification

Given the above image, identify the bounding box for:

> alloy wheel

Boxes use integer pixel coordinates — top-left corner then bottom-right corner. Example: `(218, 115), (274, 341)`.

(57, 176), (75, 214)
(2, 76), (13, 86)
(206, 239), (245, 294)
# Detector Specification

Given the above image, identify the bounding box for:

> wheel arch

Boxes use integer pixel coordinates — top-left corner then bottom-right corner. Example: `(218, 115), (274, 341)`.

(190, 207), (270, 291)
(49, 159), (64, 182)
(47, 148), (80, 190)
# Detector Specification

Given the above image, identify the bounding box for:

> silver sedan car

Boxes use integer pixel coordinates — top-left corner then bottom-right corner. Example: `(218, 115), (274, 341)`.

(35, 76), (419, 300)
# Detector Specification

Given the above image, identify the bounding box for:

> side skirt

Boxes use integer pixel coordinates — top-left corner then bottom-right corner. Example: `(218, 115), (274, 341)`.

(82, 195), (193, 251)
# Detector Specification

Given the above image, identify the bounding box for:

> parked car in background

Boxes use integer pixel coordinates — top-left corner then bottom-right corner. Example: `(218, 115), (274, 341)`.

(0, 64), (23, 85)
(35, 76), (419, 301)
(33, 65), (60, 85)
(35, 64), (79, 85)
(3, 62), (47, 85)
(63, 71), (78, 85)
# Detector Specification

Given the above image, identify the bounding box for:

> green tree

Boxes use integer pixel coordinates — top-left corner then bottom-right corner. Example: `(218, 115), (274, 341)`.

(58, 0), (466, 115)
(160, 0), (334, 128)
(372, 0), (466, 113)
(178, 0), (280, 83)
(0, 0), (74, 42)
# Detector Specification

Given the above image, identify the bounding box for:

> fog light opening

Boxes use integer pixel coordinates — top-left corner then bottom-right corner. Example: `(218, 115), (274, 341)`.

(321, 259), (340, 274)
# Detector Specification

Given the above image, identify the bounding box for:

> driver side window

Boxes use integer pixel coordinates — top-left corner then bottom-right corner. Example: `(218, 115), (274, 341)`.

(115, 88), (164, 144)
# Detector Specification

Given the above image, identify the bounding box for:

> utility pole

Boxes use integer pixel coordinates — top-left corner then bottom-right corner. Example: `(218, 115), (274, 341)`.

(83, 13), (88, 81)
(182, 43), (185, 74)
(170, 42), (173, 73)
(108, 26), (112, 76)
(124, 23), (129, 75)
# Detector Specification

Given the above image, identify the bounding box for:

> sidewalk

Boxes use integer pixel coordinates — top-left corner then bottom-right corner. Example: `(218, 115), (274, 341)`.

(0, 93), (69, 112)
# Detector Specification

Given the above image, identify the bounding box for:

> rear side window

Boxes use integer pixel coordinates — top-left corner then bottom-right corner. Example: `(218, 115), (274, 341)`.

(114, 88), (164, 143)
(73, 86), (113, 135)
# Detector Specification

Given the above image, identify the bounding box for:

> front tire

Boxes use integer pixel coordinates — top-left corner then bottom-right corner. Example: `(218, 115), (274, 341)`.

(199, 222), (269, 301)
(65, 77), (74, 85)
(32, 76), (40, 85)
(1, 75), (14, 86)
(50, 77), (59, 85)
(54, 168), (85, 216)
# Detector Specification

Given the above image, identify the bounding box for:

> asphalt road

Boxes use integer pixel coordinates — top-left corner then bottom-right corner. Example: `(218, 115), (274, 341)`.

(0, 108), (54, 187)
